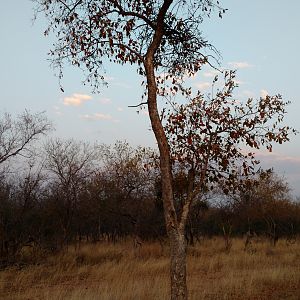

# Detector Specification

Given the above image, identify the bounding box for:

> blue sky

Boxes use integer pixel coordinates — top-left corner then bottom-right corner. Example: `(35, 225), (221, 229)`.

(0, 1), (300, 195)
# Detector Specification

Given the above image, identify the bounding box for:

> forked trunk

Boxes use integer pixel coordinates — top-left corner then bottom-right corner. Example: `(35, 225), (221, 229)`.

(169, 229), (188, 300)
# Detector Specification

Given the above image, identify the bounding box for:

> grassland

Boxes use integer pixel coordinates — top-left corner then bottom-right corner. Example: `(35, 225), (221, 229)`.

(0, 237), (299, 299)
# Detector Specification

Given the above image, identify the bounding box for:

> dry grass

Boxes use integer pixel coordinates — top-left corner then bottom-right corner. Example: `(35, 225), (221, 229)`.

(0, 237), (299, 299)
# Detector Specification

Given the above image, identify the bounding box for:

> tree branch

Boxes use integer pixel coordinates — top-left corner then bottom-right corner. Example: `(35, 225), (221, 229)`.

(128, 101), (148, 108)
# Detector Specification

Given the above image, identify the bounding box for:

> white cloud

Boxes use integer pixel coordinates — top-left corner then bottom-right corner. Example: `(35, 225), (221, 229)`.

(63, 93), (92, 106)
(81, 113), (113, 121)
(195, 82), (211, 90)
(53, 105), (62, 116)
(203, 70), (219, 78)
(260, 89), (269, 98)
(117, 107), (124, 112)
(228, 61), (252, 69)
(99, 98), (111, 104)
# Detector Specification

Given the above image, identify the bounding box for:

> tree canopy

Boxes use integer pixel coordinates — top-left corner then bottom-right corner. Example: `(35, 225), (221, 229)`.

(34, 0), (224, 90)
(33, 1), (297, 299)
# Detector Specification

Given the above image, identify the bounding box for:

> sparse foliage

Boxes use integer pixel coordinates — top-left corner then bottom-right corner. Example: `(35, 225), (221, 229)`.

(164, 71), (296, 196)
(44, 138), (99, 245)
(34, 0), (224, 90)
(33, 1), (297, 299)
(0, 111), (51, 164)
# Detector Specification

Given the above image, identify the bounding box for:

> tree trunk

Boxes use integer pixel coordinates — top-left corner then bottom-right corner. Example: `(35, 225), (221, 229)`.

(145, 49), (188, 300)
(170, 229), (188, 300)
(143, 2), (188, 299)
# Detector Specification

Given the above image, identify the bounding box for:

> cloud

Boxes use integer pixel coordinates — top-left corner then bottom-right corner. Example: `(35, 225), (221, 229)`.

(63, 93), (92, 106)
(195, 82), (211, 90)
(81, 113), (113, 121)
(260, 89), (269, 98)
(203, 70), (219, 78)
(99, 98), (111, 104)
(53, 105), (63, 116)
(117, 107), (124, 112)
(228, 61), (252, 69)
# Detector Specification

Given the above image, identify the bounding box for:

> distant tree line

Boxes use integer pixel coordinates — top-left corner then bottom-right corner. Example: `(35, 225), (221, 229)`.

(0, 111), (299, 265)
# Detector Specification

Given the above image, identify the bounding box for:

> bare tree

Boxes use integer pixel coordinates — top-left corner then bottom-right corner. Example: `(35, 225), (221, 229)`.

(44, 138), (99, 245)
(0, 159), (46, 261)
(233, 169), (294, 246)
(99, 141), (157, 243)
(0, 110), (52, 164)
(100, 141), (155, 198)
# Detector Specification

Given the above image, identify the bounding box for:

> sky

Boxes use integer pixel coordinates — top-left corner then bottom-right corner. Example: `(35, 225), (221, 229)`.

(0, 1), (300, 196)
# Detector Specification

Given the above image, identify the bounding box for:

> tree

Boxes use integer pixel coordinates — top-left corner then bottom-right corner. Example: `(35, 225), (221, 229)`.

(0, 159), (46, 261)
(163, 70), (296, 249)
(100, 141), (155, 198)
(0, 110), (51, 164)
(44, 138), (99, 245)
(98, 141), (158, 242)
(164, 71), (296, 194)
(34, 1), (295, 299)
(230, 169), (297, 246)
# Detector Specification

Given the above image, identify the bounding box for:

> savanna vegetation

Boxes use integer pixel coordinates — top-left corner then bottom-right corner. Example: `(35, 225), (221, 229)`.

(1, 238), (300, 299)
(31, 1), (298, 298)
(0, 112), (299, 262)
(1, 0), (298, 299)
(0, 111), (299, 299)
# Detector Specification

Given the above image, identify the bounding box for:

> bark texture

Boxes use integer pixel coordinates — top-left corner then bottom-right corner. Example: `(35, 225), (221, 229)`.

(169, 230), (188, 300)
(144, 1), (188, 299)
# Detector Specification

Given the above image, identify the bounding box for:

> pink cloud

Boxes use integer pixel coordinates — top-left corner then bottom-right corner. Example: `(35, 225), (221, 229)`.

(63, 93), (92, 106)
